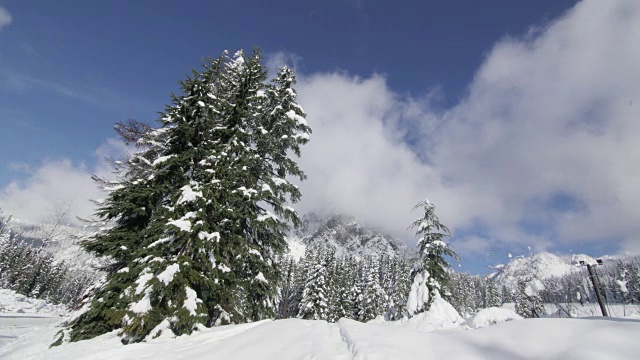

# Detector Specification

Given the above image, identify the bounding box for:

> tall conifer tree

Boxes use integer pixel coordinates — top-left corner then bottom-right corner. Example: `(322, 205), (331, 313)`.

(64, 49), (310, 344)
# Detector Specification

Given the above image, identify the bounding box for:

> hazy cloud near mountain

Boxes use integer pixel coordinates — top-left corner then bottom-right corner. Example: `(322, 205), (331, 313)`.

(2, 0), (639, 259)
(293, 73), (472, 241)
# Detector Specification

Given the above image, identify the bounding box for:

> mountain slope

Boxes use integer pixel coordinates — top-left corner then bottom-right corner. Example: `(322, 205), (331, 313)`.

(490, 252), (601, 288)
(287, 213), (414, 259)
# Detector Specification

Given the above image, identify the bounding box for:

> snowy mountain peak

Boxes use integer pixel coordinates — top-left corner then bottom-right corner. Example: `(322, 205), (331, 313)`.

(490, 251), (605, 288)
(287, 213), (413, 259)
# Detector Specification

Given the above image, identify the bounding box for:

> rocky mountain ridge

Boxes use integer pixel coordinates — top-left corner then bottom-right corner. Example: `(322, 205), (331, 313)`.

(286, 213), (415, 259)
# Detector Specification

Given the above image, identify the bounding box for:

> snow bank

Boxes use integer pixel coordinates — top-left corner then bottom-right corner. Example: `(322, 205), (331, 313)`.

(0, 289), (66, 317)
(466, 307), (522, 328)
(1, 319), (352, 360)
(536, 302), (640, 319)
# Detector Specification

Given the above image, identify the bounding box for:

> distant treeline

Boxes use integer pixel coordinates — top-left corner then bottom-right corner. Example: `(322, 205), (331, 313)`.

(445, 256), (640, 318)
(0, 213), (100, 307)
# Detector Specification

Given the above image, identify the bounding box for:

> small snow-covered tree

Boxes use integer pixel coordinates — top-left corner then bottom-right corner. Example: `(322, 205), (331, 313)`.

(297, 253), (329, 320)
(321, 251), (342, 322)
(513, 278), (545, 318)
(383, 257), (411, 320)
(526, 280), (545, 318)
(276, 257), (297, 319)
(515, 281), (532, 318)
(353, 256), (386, 322)
(485, 279), (502, 308)
(331, 256), (356, 321)
(287, 254), (309, 317)
(406, 199), (457, 316)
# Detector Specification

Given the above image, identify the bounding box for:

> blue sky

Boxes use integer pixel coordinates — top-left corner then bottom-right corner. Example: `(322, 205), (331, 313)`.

(2, 0), (639, 274)
(0, 0), (576, 173)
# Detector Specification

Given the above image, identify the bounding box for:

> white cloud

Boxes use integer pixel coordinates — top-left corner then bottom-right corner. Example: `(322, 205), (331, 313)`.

(0, 7), (11, 29)
(294, 73), (454, 241)
(265, 51), (302, 77)
(428, 0), (640, 253)
(0, 160), (101, 225)
(294, 0), (640, 255)
(0, 140), (123, 225)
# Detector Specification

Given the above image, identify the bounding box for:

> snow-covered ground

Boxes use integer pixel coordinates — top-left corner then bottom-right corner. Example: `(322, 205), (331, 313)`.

(0, 289), (67, 317)
(501, 302), (640, 319)
(2, 289), (640, 359)
(0, 289), (66, 350)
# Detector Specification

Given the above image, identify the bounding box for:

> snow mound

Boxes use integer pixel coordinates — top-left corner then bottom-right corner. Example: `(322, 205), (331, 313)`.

(0, 289), (66, 317)
(402, 297), (466, 331)
(466, 307), (522, 328)
(370, 297), (466, 332)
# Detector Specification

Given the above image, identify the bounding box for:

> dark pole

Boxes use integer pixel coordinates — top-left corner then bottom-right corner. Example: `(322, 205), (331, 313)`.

(585, 264), (608, 317)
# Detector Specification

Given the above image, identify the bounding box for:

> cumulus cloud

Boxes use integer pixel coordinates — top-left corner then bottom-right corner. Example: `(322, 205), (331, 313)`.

(294, 73), (454, 240)
(429, 0), (640, 253)
(0, 140), (124, 225)
(0, 7), (11, 29)
(1, 160), (101, 225)
(294, 0), (640, 256)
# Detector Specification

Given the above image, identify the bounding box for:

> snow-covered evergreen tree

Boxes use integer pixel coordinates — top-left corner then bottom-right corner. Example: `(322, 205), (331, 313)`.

(626, 260), (640, 303)
(485, 279), (502, 308)
(525, 280), (545, 318)
(515, 280), (532, 318)
(297, 253), (329, 320)
(321, 251), (341, 322)
(64, 49), (310, 344)
(445, 272), (478, 315)
(331, 255), (356, 321)
(382, 256), (408, 320)
(287, 254), (309, 317)
(276, 257), (297, 319)
(406, 199), (456, 316)
(353, 256), (386, 322)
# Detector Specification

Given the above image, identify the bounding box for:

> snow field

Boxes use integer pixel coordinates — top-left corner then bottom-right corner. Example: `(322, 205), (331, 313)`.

(2, 289), (640, 359)
(3, 314), (640, 359)
(340, 317), (640, 360)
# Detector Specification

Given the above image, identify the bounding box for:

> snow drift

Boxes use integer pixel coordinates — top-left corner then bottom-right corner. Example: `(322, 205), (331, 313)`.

(466, 307), (522, 328)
